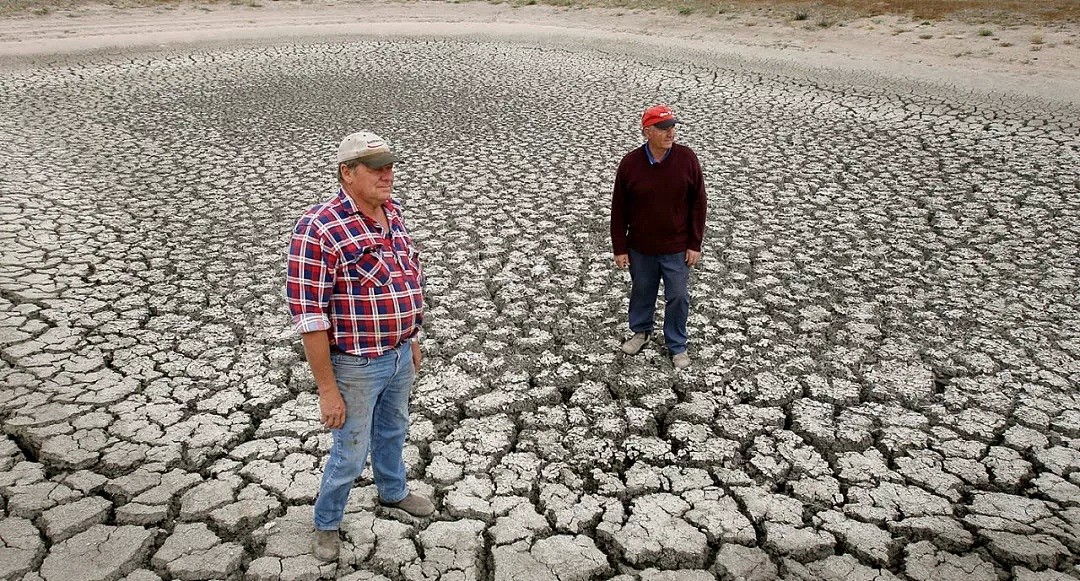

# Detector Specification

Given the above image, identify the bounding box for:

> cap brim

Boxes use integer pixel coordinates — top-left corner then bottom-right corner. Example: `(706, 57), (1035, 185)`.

(653, 119), (679, 129)
(342, 151), (402, 169)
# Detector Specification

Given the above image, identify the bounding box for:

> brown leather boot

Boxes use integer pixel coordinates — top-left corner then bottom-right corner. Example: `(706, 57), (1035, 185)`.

(312, 529), (339, 562)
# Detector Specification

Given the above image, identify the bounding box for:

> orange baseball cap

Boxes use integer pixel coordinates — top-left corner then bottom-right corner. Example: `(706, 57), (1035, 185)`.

(641, 104), (679, 129)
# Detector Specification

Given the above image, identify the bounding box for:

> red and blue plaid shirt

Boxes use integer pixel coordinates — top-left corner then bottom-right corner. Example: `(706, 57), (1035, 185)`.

(286, 189), (424, 358)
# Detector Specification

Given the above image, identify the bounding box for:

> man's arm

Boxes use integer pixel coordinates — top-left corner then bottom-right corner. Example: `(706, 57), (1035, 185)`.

(611, 158), (630, 268)
(286, 217), (344, 429)
(301, 331), (346, 429)
(686, 151), (707, 266)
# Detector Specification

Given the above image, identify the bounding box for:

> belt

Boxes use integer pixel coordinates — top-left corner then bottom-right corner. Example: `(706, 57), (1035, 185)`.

(330, 339), (410, 358)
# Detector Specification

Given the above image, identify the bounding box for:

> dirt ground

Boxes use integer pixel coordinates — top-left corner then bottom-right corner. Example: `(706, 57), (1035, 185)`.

(0, 0), (1077, 103)
(3, 1), (1079, 579)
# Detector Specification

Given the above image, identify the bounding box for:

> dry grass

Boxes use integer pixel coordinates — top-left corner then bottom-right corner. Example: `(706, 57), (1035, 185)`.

(0, 0), (173, 16)
(807, 0), (1077, 22)
(507, 0), (1080, 24)
(1, 0), (1077, 23)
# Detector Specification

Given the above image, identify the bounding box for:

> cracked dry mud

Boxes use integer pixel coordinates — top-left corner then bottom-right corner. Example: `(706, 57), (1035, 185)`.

(1, 22), (1079, 581)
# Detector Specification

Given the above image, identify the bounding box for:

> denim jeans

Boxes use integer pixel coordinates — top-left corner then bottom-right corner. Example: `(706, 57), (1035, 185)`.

(628, 249), (690, 355)
(313, 340), (414, 530)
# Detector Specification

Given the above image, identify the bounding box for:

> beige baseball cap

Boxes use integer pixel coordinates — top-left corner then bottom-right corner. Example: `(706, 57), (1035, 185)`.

(336, 131), (402, 169)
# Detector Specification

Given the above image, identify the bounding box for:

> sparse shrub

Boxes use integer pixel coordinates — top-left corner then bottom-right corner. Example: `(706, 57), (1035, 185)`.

(1030, 33), (1045, 44)
(678, 6), (694, 15)
(978, 28), (993, 36)
(1000, 41), (1013, 47)
(817, 17), (832, 28)
(32, 6), (51, 14)
(793, 10), (808, 21)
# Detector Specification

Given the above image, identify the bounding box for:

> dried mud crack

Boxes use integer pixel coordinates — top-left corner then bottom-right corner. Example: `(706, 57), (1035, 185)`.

(1, 21), (1079, 581)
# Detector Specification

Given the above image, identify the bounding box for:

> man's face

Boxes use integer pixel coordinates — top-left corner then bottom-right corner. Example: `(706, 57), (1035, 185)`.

(341, 162), (394, 207)
(644, 124), (676, 151)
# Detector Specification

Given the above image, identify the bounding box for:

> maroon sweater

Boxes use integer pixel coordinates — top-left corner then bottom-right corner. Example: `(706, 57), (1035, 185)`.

(611, 143), (707, 255)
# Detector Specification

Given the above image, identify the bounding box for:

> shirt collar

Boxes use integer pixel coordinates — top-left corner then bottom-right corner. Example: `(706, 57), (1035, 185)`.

(643, 143), (672, 165)
(335, 187), (359, 215)
(335, 188), (400, 228)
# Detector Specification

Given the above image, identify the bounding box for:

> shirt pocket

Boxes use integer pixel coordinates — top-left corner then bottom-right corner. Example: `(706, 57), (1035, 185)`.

(402, 248), (422, 275)
(340, 245), (392, 287)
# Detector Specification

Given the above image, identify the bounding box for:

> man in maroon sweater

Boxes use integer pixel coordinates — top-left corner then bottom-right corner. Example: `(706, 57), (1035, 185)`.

(611, 104), (707, 370)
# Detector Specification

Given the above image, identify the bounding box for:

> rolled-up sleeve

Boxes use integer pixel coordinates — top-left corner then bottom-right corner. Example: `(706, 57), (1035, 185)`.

(285, 217), (334, 335)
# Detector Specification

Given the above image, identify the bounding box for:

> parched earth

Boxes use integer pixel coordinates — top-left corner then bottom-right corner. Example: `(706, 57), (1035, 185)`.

(1, 21), (1079, 581)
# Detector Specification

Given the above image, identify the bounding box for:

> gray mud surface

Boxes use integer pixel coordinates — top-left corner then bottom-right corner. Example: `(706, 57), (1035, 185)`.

(1, 28), (1079, 581)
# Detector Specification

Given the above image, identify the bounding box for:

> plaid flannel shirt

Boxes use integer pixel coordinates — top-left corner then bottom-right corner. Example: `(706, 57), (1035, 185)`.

(286, 189), (424, 357)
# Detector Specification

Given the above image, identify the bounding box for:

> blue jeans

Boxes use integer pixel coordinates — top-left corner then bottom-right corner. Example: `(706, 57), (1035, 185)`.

(313, 340), (414, 530)
(628, 249), (690, 355)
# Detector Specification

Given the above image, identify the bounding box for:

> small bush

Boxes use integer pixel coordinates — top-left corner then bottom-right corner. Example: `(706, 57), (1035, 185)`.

(978, 28), (993, 36)
(1030, 33), (1045, 44)
(678, 6), (694, 15)
(793, 10), (808, 21)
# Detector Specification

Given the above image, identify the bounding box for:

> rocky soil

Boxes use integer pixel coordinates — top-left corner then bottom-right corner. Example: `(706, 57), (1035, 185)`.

(1, 5), (1079, 580)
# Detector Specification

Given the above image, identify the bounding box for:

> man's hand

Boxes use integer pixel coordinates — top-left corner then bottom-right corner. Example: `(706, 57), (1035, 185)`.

(685, 249), (701, 267)
(301, 331), (346, 430)
(614, 254), (629, 269)
(411, 340), (422, 373)
(319, 386), (346, 429)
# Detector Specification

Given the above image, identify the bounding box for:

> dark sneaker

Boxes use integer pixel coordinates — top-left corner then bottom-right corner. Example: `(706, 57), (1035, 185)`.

(672, 352), (691, 370)
(379, 492), (435, 517)
(313, 529), (339, 562)
(620, 332), (649, 355)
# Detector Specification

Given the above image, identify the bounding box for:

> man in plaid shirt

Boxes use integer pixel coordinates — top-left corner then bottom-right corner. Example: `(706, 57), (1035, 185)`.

(286, 131), (432, 562)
